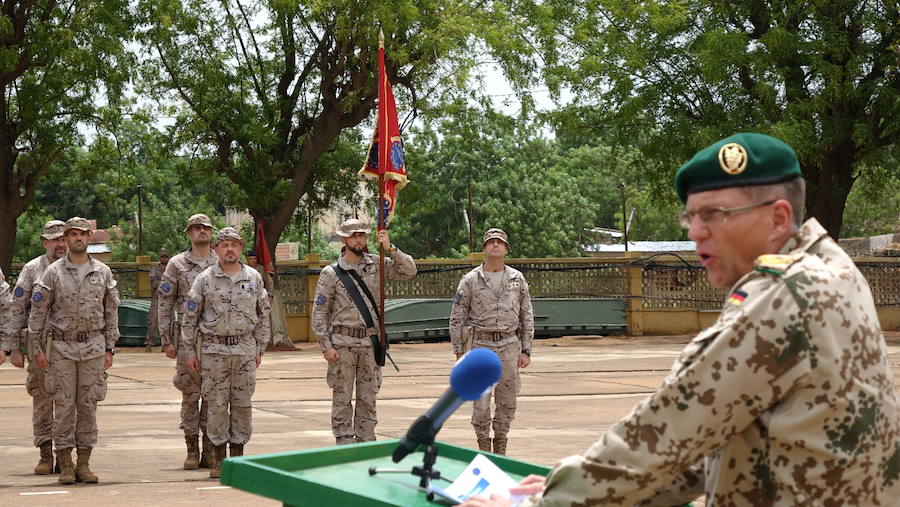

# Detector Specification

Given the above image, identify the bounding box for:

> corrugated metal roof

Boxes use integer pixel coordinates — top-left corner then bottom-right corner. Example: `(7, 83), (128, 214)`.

(583, 240), (696, 252)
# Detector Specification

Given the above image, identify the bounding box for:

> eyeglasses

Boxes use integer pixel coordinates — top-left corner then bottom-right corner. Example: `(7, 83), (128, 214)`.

(677, 200), (776, 229)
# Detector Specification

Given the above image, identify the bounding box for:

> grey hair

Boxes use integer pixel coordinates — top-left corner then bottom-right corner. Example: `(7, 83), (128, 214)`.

(736, 176), (805, 228)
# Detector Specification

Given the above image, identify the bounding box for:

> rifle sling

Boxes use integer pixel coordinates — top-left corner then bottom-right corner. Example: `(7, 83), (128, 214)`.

(330, 262), (381, 340)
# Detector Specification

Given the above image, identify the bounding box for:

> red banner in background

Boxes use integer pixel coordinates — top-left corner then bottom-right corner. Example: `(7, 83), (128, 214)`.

(256, 220), (275, 275)
(359, 38), (408, 228)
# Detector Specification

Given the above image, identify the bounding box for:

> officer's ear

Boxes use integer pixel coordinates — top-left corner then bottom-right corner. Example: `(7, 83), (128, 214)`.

(770, 199), (794, 241)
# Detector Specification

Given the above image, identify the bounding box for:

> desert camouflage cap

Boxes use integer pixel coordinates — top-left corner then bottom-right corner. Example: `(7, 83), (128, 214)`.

(483, 228), (510, 248)
(64, 216), (92, 233)
(337, 218), (369, 238)
(41, 220), (66, 240)
(183, 213), (213, 232)
(158, 249), (170, 257)
(214, 227), (244, 244)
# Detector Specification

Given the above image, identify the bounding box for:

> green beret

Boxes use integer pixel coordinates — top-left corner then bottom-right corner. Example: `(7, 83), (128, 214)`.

(674, 133), (801, 203)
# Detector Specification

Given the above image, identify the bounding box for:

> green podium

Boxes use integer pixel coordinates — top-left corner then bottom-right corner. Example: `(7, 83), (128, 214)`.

(220, 439), (551, 506)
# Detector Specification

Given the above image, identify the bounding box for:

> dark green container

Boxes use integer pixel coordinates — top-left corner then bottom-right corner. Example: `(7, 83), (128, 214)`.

(117, 299), (154, 347)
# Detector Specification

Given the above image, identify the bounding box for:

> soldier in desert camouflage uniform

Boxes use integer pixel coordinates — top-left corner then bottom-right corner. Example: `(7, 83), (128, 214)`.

(29, 217), (119, 486)
(5, 220), (67, 475)
(0, 267), (10, 362)
(157, 214), (218, 469)
(311, 218), (417, 445)
(145, 249), (170, 351)
(450, 228), (534, 456)
(181, 227), (270, 479)
(462, 133), (900, 506)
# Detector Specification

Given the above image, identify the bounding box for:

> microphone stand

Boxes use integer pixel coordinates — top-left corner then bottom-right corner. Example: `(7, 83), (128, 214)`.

(369, 427), (447, 502)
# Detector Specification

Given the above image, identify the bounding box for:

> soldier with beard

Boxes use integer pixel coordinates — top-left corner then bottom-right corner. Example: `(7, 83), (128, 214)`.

(181, 227), (270, 479)
(311, 218), (417, 445)
(29, 217), (119, 485)
(6, 220), (67, 475)
(157, 214), (219, 470)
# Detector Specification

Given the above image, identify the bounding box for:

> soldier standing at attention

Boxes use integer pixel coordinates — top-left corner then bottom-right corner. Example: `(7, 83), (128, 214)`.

(449, 228), (534, 456)
(145, 249), (170, 351)
(6, 220), (67, 475)
(29, 217), (120, 485)
(157, 213), (219, 470)
(462, 133), (900, 507)
(311, 218), (417, 445)
(181, 227), (270, 479)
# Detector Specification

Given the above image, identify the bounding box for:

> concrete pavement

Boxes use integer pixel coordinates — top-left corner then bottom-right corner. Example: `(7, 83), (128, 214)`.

(1, 334), (899, 505)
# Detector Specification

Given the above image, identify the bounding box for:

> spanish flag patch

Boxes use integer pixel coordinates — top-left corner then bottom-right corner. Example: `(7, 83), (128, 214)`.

(727, 289), (748, 306)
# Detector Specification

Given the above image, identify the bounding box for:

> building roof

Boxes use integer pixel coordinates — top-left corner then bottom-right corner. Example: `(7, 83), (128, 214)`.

(583, 240), (696, 253)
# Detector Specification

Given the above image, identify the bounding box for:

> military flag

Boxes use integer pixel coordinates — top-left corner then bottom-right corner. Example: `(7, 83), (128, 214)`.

(359, 31), (408, 229)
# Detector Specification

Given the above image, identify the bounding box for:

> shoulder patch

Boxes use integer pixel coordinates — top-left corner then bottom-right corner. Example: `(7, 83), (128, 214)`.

(160, 281), (171, 294)
(32, 292), (43, 303)
(186, 300), (197, 311)
(727, 289), (748, 306)
(14, 287), (24, 298)
(315, 295), (326, 305)
(453, 293), (461, 304)
(754, 254), (801, 276)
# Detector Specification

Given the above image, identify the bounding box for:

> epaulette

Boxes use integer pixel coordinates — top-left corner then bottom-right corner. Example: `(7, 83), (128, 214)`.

(754, 253), (802, 276)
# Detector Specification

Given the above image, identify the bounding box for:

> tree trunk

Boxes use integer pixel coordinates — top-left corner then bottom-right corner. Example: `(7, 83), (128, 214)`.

(0, 202), (18, 273)
(802, 140), (857, 240)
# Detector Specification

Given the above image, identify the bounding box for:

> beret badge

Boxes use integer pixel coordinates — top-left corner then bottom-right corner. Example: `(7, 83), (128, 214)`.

(718, 143), (748, 175)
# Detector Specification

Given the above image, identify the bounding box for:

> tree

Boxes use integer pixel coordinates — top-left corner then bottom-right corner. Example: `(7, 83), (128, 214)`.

(136, 0), (538, 263)
(0, 1), (135, 271)
(532, 0), (899, 238)
(391, 104), (659, 257)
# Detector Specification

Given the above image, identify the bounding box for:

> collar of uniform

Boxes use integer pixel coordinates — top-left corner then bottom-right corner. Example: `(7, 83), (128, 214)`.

(184, 248), (217, 265)
(61, 254), (98, 273)
(338, 253), (374, 271)
(211, 263), (251, 281)
(779, 218), (828, 256)
(476, 264), (511, 281)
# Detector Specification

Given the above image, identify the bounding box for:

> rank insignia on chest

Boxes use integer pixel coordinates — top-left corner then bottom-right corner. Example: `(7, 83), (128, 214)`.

(727, 289), (748, 306)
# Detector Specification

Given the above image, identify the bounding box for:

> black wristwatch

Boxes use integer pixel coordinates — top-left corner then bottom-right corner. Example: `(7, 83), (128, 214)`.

(521, 349), (531, 357)
(106, 348), (116, 356)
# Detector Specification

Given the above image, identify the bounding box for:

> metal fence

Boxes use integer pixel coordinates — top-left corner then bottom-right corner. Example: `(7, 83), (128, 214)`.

(5, 255), (898, 311)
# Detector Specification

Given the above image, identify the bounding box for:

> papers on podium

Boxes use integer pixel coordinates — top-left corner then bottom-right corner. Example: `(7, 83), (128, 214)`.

(429, 453), (531, 505)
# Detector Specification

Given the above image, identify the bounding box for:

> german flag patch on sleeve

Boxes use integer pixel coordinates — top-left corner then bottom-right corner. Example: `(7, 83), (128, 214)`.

(727, 289), (748, 306)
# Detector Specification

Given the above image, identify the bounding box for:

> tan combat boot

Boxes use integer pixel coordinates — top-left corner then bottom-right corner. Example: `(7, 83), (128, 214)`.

(34, 441), (54, 475)
(229, 443), (244, 457)
(184, 435), (200, 470)
(56, 448), (75, 485)
(492, 437), (507, 456)
(74, 447), (99, 483)
(476, 436), (492, 452)
(209, 444), (227, 479)
(199, 433), (216, 469)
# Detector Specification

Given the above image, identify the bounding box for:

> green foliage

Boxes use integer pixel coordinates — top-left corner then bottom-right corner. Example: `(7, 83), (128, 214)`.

(531, 0), (899, 237)
(11, 210), (57, 264)
(841, 161), (900, 238)
(390, 104), (676, 258)
(0, 1), (137, 269)
(135, 0), (540, 253)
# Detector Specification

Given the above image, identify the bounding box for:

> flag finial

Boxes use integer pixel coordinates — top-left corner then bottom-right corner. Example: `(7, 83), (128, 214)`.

(379, 29), (384, 49)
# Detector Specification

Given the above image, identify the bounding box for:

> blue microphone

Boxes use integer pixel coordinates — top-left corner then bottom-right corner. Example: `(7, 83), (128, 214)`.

(392, 348), (502, 462)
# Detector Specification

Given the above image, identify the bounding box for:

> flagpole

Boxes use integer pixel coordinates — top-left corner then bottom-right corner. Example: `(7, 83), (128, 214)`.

(377, 29), (387, 355)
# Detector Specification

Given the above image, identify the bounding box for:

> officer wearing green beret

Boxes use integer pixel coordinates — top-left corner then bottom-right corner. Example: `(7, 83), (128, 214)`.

(463, 133), (900, 506)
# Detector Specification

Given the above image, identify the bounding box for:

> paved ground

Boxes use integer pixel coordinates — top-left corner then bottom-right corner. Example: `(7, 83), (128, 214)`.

(1, 333), (899, 505)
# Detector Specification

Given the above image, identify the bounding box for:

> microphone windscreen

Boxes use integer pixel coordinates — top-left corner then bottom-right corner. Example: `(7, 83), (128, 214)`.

(450, 348), (502, 401)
